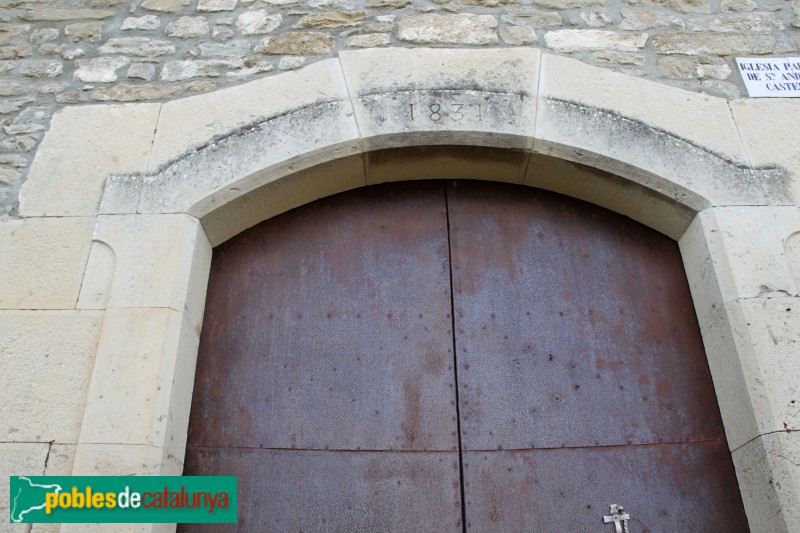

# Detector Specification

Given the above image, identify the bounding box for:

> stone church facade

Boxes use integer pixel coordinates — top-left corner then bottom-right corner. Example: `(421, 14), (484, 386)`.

(1, 0), (799, 532)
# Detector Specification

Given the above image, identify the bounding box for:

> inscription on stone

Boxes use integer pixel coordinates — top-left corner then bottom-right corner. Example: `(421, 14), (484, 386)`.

(737, 57), (800, 97)
(409, 102), (482, 122)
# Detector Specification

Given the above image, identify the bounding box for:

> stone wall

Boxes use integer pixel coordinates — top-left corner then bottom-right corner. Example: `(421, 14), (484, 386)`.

(0, 0), (799, 217)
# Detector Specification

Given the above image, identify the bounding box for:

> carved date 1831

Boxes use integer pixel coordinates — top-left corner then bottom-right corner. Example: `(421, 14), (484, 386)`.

(409, 102), (482, 122)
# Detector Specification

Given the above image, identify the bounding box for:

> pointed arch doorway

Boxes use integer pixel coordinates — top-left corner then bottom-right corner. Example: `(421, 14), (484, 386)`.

(180, 180), (748, 532)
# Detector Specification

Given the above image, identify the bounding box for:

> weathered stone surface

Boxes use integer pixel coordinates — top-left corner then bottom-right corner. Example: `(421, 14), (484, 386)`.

(500, 25), (538, 44)
(74, 56), (129, 82)
(0, 154), (27, 167)
(0, 310), (103, 442)
(30, 28), (59, 44)
(534, 0), (602, 8)
(0, 167), (21, 185)
(166, 16), (210, 38)
(38, 42), (65, 55)
(580, 9), (612, 27)
(0, 97), (33, 114)
(309, 0), (356, 8)
(544, 29), (647, 52)
(700, 79), (739, 100)
(0, 45), (32, 59)
(657, 55), (694, 78)
(0, 81), (24, 96)
(347, 33), (390, 47)
(92, 83), (182, 101)
(278, 55), (305, 69)
(141, 0), (190, 12)
(212, 24), (235, 40)
(3, 106), (49, 135)
(731, 99), (800, 203)
(127, 62), (155, 80)
(588, 50), (645, 67)
(687, 13), (784, 32)
(236, 10), (282, 35)
(121, 15), (161, 30)
(0, 217), (94, 307)
(397, 14), (498, 45)
(646, 0), (710, 13)
(19, 59), (62, 77)
(98, 37), (176, 57)
(620, 7), (685, 30)
(721, 0), (756, 10)
(20, 104), (159, 216)
(61, 47), (85, 60)
(255, 31), (334, 54)
(366, 0), (410, 6)
(225, 59), (273, 80)
(161, 58), (240, 81)
(696, 61), (731, 80)
(64, 22), (102, 43)
(20, 9), (114, 21)
(296, 11), (366, 28)
(501, 7), (562, 27)
(199, 39), (250, 56)
(186, 80), (218, 92)
(0, 23), (29, 45)
(655, 32), (776, 55)
(198, 0), (238, 11)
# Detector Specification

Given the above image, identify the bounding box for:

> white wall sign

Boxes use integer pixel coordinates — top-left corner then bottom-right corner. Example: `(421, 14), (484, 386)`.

(736, 57), (800, 97)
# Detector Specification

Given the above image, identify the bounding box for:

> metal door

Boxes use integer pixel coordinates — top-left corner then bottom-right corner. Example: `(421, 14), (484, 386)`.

(181, 180), (748, 532)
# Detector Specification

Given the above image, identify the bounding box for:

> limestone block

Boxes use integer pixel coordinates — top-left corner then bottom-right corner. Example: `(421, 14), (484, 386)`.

(19, 104), (159, 217)
(255, 31), (334, 55)
(0, 311), (103, 443)
(165, 16), (210, 39)
(730, 99), (800, 205)
(87, 214), (211, 332)
(146, 59), (349, 169)
(295, 11), (366, 28)
(367, 145), (528, 186)
(535, 54), (759, 209)
(77, 308), (199, 462)
(397, 14), (498, 45)
(694, 297), (800, 451)
(202, 154), (366, 246)
(98, 37), (176, 57)
(137, 59), (359, 217)
(525, 153), (694, 239)
(0, 217), (94, 309)
(1, 443), (50, 526)
(733, 431), (800, 532)
(72, 443), (183, 476)
(236, 10), (282, 35)
(544, 29), (648, 53)
(680, 207), (800, 319)
(339, 47), (539, 151)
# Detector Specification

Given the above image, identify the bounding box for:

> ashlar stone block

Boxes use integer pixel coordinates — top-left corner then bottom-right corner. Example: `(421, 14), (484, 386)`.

(77, 308), (200, 463)
(535, 54), (762, 209)
(88, 214), (211, 333)
(0, 311), (103, 444)
(0, 217), (94, 309)
(339, 47), (539, 151)
(730, 99), (800, 205)
(19, 103), (159, 217)
(733, 431), (800, 533)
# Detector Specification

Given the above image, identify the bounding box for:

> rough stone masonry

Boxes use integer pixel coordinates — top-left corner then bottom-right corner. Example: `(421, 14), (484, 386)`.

(0, 0), (798, 218)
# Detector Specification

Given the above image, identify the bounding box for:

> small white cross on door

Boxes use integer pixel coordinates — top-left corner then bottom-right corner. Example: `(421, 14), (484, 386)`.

(603, 504), (631, 533)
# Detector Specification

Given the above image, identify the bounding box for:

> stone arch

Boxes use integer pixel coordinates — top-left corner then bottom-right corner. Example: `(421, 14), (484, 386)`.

(54, 47), (798, 531)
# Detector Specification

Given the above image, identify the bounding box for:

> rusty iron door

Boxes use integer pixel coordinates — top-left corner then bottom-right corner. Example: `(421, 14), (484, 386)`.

(181, 180), (748, 532)
(446, 181), (747, 532)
